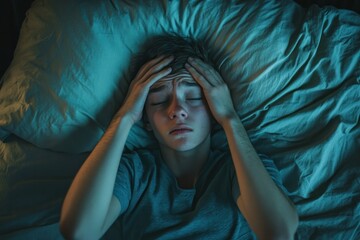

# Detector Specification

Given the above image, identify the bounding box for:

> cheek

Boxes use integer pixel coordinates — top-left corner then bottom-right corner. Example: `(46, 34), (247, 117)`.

(194, 106), (212, 127)
(146, 110), (167, 131)
(196, 105), (211, 118)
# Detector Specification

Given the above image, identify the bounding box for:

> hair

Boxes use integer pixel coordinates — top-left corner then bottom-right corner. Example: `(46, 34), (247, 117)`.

(131, 33), (212, 76)
(134, 33), (219, 132)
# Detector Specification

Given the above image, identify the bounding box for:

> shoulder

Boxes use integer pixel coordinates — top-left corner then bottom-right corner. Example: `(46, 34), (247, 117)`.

(122, 148), (158, 161)
(120, 148), (160, 172)
(115, 148), (160, 193)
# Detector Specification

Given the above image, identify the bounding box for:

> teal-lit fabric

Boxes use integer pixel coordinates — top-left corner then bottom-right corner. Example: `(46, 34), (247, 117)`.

(0, 0), (359, 238)
(113, 149), (287, 239)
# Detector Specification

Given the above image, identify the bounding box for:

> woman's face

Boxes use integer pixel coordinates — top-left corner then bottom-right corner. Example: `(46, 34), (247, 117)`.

(145, 70), (212, 152)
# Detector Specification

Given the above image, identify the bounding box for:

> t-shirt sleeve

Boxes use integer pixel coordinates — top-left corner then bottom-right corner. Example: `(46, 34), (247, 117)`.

(232, 153), (289, 200)
(113, 153), (136, 215)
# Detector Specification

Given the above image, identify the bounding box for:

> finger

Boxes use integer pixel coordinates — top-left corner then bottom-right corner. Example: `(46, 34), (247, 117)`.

(185, 62), (212, 90)
(129, 56), (172, 89)
(146, 66), (172, 87)
(141, 55), (174, 82)
(136, 55), (167, 79)
(187, 57), (222, 85)
(138, 55), (173, 80)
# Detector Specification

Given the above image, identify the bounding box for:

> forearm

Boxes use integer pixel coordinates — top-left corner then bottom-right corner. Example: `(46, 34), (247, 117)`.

(222, 116), (298, 239)
(60, 113), (133, 238)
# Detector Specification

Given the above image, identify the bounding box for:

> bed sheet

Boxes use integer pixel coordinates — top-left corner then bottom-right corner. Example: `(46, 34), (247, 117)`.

(0, 0), (359, 239)
(0, 136), (125, 239)
(0, 135), (86, 237)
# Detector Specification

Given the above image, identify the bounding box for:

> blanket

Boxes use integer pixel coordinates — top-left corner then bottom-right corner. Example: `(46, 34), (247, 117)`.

(0, 0), (359, 239)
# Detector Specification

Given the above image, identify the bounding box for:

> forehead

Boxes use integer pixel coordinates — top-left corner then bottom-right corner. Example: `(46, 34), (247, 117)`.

(150, 70), (198, 91)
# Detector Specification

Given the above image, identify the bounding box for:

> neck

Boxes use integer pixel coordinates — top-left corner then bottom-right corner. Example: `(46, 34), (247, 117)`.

(159, 135), (211, 187)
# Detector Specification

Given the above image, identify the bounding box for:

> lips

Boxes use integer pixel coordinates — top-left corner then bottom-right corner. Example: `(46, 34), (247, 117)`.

(169, 126), (193, 135)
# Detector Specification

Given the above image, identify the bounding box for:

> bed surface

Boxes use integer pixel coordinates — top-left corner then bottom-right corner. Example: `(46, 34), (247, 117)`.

(0, 0), (359, 239)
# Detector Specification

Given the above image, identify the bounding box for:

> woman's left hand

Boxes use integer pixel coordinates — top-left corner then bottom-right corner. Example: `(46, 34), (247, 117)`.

(185, 57), (238, 126)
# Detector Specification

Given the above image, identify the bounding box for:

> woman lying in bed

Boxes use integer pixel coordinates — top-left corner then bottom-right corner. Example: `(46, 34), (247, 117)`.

(60, 35), (298, 240)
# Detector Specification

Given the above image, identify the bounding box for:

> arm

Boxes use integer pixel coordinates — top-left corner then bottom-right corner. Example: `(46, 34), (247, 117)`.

(222, 116), (298, 240)
(60, 55), (173, 240)
(186, 58), (298, 240)
(60, 114), (131, 240)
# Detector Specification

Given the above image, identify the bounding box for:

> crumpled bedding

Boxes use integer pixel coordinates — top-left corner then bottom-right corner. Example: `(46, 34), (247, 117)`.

(0, 0), (359, 239)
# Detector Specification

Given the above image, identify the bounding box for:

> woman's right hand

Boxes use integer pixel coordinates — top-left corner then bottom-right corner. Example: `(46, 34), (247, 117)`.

(114, 55), (173, 124)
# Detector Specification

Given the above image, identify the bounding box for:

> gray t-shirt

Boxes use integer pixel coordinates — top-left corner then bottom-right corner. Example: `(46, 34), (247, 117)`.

(113, 148), (287, 239)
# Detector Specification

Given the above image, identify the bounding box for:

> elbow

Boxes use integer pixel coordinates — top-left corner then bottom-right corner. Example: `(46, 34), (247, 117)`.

(284, 205), (299, 239)
(59, 216), (79, 240)
(258, 227), (297, 240)
(59, 219), (74, 240)
(59, 222), (92, 240)
(275, 214), (298, 240)
(257, 212), (299, 240)
(272, 202), (299, 240)
(59, 215), (100, 240)
(271, 227), (298, 240)
(270, 227), (298, 240)
(269, 213), (299, 240)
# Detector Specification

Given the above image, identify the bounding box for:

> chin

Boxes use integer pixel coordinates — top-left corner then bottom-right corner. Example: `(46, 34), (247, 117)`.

(168, 138), (208, 152)
(161, 139), (197, 152)
(169, 144), (198, 152)
(159, 134), (211, 152)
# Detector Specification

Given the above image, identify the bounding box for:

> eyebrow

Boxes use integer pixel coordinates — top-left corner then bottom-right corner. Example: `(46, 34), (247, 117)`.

(149, 85), (167, 94)
(181, 81), (199, 87)
(149, 81), (199, 94)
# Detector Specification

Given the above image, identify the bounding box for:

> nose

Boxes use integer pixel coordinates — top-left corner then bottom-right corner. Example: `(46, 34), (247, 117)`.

(168, 97), (188, 120)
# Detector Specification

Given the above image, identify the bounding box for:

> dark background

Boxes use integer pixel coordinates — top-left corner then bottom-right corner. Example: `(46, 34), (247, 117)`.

(1, 0), (359, 82)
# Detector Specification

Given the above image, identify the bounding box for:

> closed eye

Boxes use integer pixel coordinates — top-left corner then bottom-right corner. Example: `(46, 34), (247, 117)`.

(150, 97), (202, 106)
(151, 101), (167, 106)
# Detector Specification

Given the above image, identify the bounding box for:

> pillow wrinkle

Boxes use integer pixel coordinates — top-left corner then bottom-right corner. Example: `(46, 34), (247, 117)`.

(0, 0), (358, 159)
